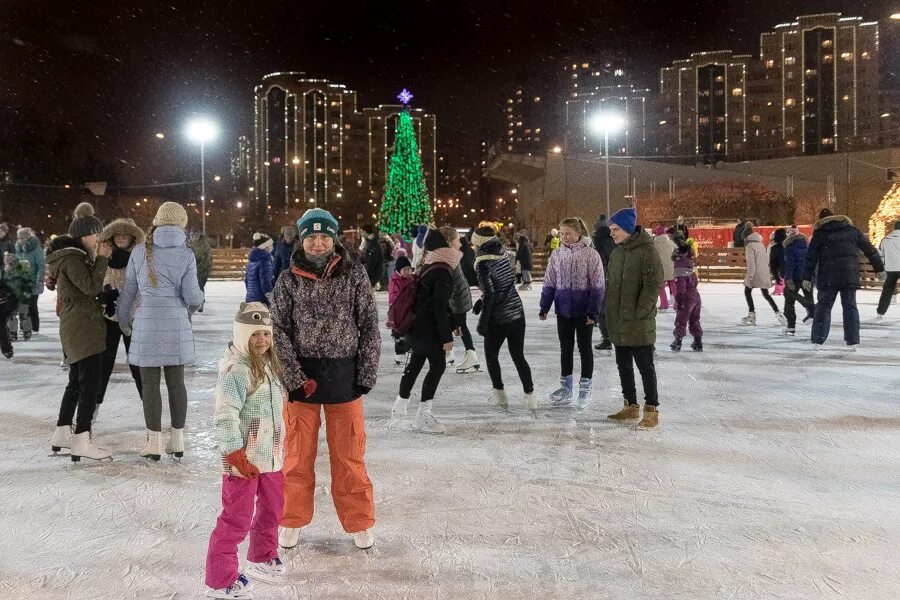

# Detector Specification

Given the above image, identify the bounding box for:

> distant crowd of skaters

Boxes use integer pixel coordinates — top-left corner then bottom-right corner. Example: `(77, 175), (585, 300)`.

(1, 201), (898, 598)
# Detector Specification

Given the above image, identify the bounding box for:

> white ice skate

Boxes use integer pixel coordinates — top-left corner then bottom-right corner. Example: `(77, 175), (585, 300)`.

(523, 392), (538, 415)
(740, 312), (757, 326)
(50, 425), (73, 453)
(165, 428), (184, 460)
(414, 400), (445, 434)
(445, 347), (456, 367)
(394, 353), (406, 367)
(245, 558), (286, 584)
(352, 529), (375, 549)
(846, 344), (859, 352)
(776, 312), (788, 327)
(70, 432), (112, 462)
(491, 388), (509, 410)
(456, 349), (480, 373)
(140, 430), (162, 461)
(549, 375), (573, 406)
(782, 327), (796, 336)
(278, 527), (301, 549)
(206, 573), (253, 599)
(873, 314), (885, 322)
(391, 395), (410, 420)
(576, 378), (593, 409)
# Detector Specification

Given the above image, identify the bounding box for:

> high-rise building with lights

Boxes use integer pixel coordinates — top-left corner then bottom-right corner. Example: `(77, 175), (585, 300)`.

(563, 59), (631, 99)
(252, 72), (436, 226)
(231, 135), (252, 195)
(504, 85), (547, 154)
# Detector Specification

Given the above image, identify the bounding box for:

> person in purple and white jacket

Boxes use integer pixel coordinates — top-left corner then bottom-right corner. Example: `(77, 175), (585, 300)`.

(539, 217), (605, 407)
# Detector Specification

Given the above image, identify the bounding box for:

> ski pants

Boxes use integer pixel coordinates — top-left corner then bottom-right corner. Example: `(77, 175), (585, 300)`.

(7, 303), (32, 336)
(281, 398), (375, 534)
(205, 472), (283, 589)
(658, 280), (678, 310)
(673, 274), (702, 341)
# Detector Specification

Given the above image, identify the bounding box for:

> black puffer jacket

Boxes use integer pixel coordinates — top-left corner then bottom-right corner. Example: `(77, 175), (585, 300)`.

(592, 224), (616, 269)
(769, 228), (787, 281)
(408, 263), (454, 351)
(460, 240), (478, 286)
(803, 215), (883, 289)
(475, 238), (524, 335)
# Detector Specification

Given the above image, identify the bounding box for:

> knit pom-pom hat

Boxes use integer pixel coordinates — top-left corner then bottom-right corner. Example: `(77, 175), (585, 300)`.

(68, 202), (103, 239)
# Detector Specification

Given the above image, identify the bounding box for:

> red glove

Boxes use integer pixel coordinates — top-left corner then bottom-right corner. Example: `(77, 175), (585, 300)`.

(301, 379), (317, 398)
(225, 449), (259, 479)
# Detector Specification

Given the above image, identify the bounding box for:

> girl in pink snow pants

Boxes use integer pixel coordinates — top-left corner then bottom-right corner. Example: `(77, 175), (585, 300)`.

(205, 302), (288, 598)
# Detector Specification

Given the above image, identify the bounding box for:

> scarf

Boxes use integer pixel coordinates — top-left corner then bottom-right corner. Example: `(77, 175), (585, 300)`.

(108, 246), (131, 269)
(422, 247), (462, 270)
(300, 250), (334, 276)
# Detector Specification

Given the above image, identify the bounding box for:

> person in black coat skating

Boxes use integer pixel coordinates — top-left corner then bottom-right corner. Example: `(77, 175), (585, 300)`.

(460, 236), (478, 287)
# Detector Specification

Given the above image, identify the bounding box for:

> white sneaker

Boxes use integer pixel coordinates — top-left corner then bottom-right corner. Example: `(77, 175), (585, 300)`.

(278, 527), (301, 549)
(776, 312), (787, 326)
(740, 312), (757, 326)
(50, 425), (74, 453)
(391, 395), (410, 420)
(352, 529), (375, 549)
(491, 388), (509, 410)
(165, 428), (184, 459)
(456, 349), (480, 373)
(245, 558), (286, 583)
(414, 400), (445, 434)
(140, 430), (162, 461)
(206, 573), (253, 599)
(70, 431), (112, 462)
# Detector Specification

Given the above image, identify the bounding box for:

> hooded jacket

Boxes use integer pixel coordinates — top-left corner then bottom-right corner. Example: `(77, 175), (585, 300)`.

(98, 219), (145, 322)
(743, 232), (771, 289)
(408, 261), (455, 350)
(270, 245), (381, 404)
(245, 246), (275, 305)
(539, 240), (605, 320)
(45, 237), (109, 363)
(475, 238), (525, 334)
(14, 235), (45, 291)
(117, 226), (205, 367)
(592, 220), (616, 269)
(652, 232), (676, 282)
(879, 229), (900, 272)
(783, 233), (809, 282)
(214, 344), (286, 475)
(515, 237), (533, 271)
(605, 229), (664, 347)
(803, 215), (883, 289)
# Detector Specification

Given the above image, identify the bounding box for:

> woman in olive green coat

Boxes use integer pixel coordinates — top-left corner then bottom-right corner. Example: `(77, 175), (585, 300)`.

(604, 208), (664, 429)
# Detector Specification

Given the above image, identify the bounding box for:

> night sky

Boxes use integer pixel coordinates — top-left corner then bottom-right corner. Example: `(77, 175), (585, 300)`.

(0, 0), (888, 187)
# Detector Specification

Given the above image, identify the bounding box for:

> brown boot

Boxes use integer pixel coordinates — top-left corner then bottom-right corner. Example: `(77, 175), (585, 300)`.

(607, 402), (640, 421)
(638, 405), (658, 429)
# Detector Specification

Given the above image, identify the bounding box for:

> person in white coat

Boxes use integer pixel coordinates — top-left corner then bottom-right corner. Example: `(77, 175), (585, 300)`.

(652, 226), (677, 311)
(876, 221), (900, 318)
(740, 224), (786, 326)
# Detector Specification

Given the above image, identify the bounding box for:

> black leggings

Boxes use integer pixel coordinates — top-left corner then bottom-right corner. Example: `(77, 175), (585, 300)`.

(100, 319), (143, 403)
(58, 352), (103, 434)
(453, 312), (475, 351)
(744, 286), (778, 313)
(557, 316), (594, 379)
(484, 318), (533, 393)
(398, 344), (446, 402)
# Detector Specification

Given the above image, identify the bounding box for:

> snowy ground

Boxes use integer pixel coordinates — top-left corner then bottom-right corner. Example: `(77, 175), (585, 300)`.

(0, 281), (898, 600)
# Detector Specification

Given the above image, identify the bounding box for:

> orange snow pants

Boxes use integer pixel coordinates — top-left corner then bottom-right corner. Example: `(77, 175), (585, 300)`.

(281, 398), (375, 533)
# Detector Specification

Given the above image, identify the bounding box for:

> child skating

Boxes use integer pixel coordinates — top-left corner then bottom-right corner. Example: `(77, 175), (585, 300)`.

(387, 256), (414, 366)
(669, 234), (703, 352)
(205, 302), (287, 599)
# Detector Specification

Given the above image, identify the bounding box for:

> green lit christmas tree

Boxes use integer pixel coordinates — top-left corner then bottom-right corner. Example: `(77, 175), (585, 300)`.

(378, 90), (432, 237)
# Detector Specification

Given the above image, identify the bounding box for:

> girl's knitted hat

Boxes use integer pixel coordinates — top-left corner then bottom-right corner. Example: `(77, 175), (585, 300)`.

(233, 302), (272, 355)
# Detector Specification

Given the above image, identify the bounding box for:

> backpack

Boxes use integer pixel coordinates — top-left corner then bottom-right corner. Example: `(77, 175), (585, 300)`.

(386, 263), (452, 336)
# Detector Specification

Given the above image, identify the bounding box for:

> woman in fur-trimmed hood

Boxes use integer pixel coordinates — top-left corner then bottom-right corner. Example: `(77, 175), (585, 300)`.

(96, 218), (145, 404)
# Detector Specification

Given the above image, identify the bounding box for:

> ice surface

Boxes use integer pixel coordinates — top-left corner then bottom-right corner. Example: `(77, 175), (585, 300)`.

(0, 282), (898, 599)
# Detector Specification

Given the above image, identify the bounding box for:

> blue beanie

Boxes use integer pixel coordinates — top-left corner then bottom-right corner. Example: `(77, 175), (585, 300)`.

(609, 207), (637, 235)
(296, 208), (339, 241)
(415, 224), (428, 247)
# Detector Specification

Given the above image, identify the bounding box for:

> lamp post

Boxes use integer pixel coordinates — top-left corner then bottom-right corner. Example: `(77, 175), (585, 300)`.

(589, 112), (625, 216)
(186, 118), (218, 234)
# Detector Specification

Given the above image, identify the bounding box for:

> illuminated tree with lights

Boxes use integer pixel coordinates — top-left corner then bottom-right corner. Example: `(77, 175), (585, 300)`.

(378, 89), (432, 237)
(869, 182), (900, 246)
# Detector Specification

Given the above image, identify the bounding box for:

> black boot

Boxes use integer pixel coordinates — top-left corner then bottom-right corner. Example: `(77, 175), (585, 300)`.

(669, 338), (682, 352)
(691, 338), (703, 352)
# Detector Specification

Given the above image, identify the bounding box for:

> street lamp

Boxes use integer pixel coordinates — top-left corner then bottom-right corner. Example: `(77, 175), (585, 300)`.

(589, 112), (625, 216)
(186, 117), (218, 234)
(891, 13), (900, 20)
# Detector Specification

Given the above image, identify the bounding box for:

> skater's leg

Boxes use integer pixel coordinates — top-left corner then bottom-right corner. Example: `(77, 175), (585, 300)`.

(556, 316), (576, 378)
(877, 272), (899, 315)
(744, 286), (755, 312)
(121, 333), (142, 398)
(398, 349), (427, 399)
(633, 345), (659, 407)
(28, 295), (39, 332)
(483, 324), (506, 390)
(840, 288), (860, 346)
(248, 471), (284, 563)
(205, 474), (258, 589)
(324, 398), (375, 533)
(99, 319), (123, 404)
(597, 306), (609, 342)
(281, 401), (321, 529)
(73, 353), (102, 434)
(163, 365), (187, 429)
(455, 312), (475, 351)
(812, 288), (838, 344)
(419, 345), (447, 403)
(688, 291), (703, 340)
(140, 367), (163, 432)
(0, 318), (11, 356)
(18, 305), (32, 336)
(783, 284), (797, 329)
(673, 283), (689, 339)
(505, 318), (534, 393)
(575, 319), (593, 379)
(658, 285), (669, 310)
(614, 345), (638, 405)
(760, 288), (779, 313)
(57, 358), (81, 427)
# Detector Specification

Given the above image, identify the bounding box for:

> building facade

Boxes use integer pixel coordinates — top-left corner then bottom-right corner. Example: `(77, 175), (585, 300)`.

(564, 85), (651, 155)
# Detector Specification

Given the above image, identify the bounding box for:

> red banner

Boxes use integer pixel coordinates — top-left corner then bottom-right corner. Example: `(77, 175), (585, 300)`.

(689, 225), (813, 248)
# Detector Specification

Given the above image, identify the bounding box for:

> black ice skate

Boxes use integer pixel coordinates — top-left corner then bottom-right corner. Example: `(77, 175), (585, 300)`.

(691, 339), (703, 352)
(669, 339), (682, 352)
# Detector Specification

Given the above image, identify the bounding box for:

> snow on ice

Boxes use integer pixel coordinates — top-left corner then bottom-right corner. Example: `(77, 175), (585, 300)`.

(0, 281), (898, 599)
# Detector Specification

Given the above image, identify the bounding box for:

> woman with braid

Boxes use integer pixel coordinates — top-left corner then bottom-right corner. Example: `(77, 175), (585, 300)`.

(118, 202), (205, 462)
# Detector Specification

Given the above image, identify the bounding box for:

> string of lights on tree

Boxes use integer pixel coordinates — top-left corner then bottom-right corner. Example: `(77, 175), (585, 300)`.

(869, 183), (900, 246)
(377, 89), (433, 237)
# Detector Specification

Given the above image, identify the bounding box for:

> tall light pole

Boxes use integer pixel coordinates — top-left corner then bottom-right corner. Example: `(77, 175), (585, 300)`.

(589, 112), (625, 216)
(186, 118), (218, 234)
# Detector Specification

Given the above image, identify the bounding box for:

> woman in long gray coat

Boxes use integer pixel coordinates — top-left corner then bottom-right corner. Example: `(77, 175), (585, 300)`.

(740, 224), (786, 326)
(118, 202), (204, 461)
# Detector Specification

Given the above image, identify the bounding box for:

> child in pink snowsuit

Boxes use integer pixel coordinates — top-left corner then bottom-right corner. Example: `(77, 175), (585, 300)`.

(670, 236), (703, 352)
(205, 302), (287, 598)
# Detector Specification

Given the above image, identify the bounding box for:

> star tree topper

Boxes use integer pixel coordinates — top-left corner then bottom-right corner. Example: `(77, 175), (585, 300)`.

(397, 88), (414, 106)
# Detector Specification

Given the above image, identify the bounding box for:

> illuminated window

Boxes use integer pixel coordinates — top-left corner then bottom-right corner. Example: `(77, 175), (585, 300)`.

(821, 137), (833, 145)
(698, 116), (710, 124)
(786, 140), (797, 148)
(331, 123), (339, 129)
(714, 143), (724, 151)
(751, 115), (762, 123)
(614, 69), (624, 76)
(535, 128), (541, 133)
(732, 87), (743, 96)
(841, 52), (853, 61)
(785, 98), (796, 107)
(344, 123), (351, 129)
(822, 40), (833, 48)
(805, 69), (817, 77)
(345, 169), (352, 175)
(823, 54), (833, 63)
(843, 95), (850, 101)
(715, 75), (724, 82)
(765, 59), (775, 68)
(533, 96), (541, 102)
(785, 57), (796, 65)
(582, 62), (589, 68)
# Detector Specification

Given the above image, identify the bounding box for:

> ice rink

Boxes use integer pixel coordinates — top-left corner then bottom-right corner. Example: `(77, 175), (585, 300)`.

(0, 281), (898, 599)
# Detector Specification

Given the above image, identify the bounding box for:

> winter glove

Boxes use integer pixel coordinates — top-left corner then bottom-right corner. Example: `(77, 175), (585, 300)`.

(802, 280), (813, 292)
(472, 298), (483, 316)
(101, 286), (120, 318)
(786, 279), (796, 291)
(353, 384), (371, 397)
(225, 449), (260, 479)
(288, 379), (318, 402)
(876, 271), (887, 282)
